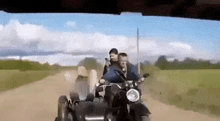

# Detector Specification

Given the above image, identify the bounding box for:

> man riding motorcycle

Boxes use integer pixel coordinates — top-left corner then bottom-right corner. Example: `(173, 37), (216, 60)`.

(97, 52), (141, 106)
(97, 52), (150, 121)
(117, 52), (140, 80)
(101, 52), (140, 84)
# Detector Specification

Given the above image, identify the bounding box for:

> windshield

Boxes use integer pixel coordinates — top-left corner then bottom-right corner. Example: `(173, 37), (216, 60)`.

(0, 11), (220, 120)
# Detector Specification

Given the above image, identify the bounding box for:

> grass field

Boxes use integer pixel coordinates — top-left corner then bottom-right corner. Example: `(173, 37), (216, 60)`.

(0, 67), (98, 93)
(0, 70), (59, 93)
(145, 69), (220, 117)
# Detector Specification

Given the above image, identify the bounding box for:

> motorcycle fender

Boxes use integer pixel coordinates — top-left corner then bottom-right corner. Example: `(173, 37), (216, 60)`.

(130, 103), (151, 116)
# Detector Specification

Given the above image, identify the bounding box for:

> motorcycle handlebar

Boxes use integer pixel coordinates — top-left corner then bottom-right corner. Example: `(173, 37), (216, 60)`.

(99, 83), (122, 89)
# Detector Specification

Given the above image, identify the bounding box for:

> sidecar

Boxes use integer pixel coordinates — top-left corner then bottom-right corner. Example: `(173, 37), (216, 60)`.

(55, 90), (119, 121)
(55, 65), (151, 121)
(55, 82), (151, 121)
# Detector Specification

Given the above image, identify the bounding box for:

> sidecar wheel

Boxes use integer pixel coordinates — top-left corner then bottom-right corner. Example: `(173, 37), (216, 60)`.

(58, 96), (69, 121)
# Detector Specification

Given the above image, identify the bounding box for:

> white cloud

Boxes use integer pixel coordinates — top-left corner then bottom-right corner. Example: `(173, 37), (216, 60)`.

(0, 24), (3, 31)
(0, 56), (21, 60)
(169, 42), (192, 50)
(21, 53), (94, 66)
(125, 38), (211, 63)
(167, 57), (175, 62)
(0, 19), (47, 50)
(0, 19), (215, 65)
(66, 21), (76, 27)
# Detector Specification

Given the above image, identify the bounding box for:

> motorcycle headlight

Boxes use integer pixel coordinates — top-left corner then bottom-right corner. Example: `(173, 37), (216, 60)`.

(126, 89), (140, 102)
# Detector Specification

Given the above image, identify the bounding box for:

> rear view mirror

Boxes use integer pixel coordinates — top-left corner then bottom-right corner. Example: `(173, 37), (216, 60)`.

(96, 87), (103, 92)
(143, 73), (150, 78)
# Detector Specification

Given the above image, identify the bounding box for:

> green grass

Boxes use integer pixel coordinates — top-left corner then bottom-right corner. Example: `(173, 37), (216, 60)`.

(146, 69), (220, 117)
(0, 70), (59, 93)
(156, 69), (220, 88)
(0, 70), (20, 82)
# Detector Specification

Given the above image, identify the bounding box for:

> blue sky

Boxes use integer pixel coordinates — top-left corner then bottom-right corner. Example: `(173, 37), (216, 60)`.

(0, 11), (219, 65)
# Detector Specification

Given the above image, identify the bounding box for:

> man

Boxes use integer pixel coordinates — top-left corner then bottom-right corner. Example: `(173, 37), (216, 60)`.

(117, 52), (142, 96)
(98, 52), (140, 104)
(110, 53), (142, 119)
(95, 48), (120, 101)
(102, 48), (119, 75)
(118, 52), (140, 80)
(99, 52), (140, 83)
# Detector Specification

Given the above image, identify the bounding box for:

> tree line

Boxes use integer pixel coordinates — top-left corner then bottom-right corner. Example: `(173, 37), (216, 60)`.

(0, 60), (61, 71)
(0, 57), (102, 72)
(78, 57), (103, 70)
(3, 55), (219, 72)
(155, 55), (220, 70)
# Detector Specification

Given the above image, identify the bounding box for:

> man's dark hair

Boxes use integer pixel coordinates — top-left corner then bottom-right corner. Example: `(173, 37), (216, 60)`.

(109, 48), (118, 54)
(118, 52), (128, 58)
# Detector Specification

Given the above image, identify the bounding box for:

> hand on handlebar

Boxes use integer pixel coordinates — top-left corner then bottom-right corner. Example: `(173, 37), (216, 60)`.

(99, 79), (106, 84)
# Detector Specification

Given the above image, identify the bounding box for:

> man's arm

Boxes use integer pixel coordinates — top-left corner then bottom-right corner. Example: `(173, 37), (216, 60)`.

(102, 66), (124, 83)
(103, 65), (108, 75)
(130, 64), (141, 80)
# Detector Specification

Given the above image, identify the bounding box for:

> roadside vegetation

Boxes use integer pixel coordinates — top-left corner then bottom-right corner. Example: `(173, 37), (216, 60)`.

(142, 55), (220, 117)
(76, 56), (220, 117)
(78, 57), (103, 71)
(4, 56), (218, 117)
(0, 70), (57, 92)
(0, 60), (77, 93)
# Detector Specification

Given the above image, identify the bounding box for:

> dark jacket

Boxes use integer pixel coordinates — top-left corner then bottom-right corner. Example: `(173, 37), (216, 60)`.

(103, 62), (140, 83)
(102, 60), (120, 75)
(123, 62), (140, 81)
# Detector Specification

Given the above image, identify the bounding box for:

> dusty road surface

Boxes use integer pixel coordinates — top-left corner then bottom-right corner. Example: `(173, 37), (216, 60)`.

(0, 70), (220, 121)
(0, 70), (78, 121)
(142, 94), (220, 121)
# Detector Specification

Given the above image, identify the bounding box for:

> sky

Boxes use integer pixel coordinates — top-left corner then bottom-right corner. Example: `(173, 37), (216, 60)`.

(0, 11), (219, 66)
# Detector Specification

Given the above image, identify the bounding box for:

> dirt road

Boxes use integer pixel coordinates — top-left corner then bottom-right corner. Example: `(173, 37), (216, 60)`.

(0, 70), (77, 121)
(0, 70), (220, 121)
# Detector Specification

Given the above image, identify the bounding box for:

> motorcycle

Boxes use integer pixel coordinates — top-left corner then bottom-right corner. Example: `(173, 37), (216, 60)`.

(55, 65), (151, 121)
(95, 69), (151, 121)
